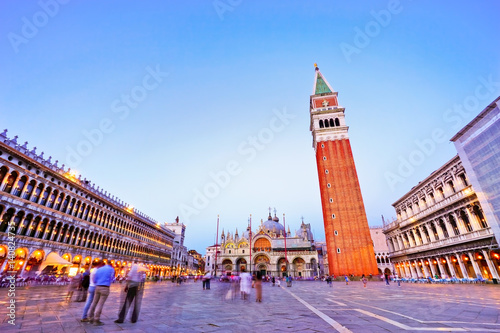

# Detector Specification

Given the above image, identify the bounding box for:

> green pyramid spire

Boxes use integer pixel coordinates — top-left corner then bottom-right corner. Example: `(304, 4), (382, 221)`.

(315, 73), (332, 94)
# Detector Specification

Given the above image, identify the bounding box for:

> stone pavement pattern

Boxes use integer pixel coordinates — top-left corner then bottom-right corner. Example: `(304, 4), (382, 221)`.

(1, 280), (499, 332)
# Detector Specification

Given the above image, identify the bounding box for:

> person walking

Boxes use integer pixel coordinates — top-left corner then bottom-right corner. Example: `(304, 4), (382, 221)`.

(202, 272), (211, 290)
(384, 272), (390, 286)
(115, 261), (149, 324)
(344, 275), (349, 285)
(87, 260), (115, 326)
(255, 271), (263, 302)
(361, 274), (367, 288)
(240, 268), (252, 300)
(271, 276), (275, 287)
(66, 271), (82, 302)
(81, 261), (103, 323)
(78, 269), (90, 302)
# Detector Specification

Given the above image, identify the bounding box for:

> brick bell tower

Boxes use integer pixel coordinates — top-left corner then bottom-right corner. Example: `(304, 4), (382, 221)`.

(310, 64), (378, 277)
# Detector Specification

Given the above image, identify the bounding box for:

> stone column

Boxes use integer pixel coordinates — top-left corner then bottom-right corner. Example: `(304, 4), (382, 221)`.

(428, 259), (437, 278)
(418, 226), (428, 244)
(397, 235), (404, 250)
(434, 220), (446, 239)
(482, 250), (500, 280)
(443, 216), (456, 237)
(445, 255), (457, 278)
(420, 259), (430, 277)
(412, 229), (422, 246)
(414, 261), (423, 278)
(437, 259), (447, 278)
(467, 251), (482, 278)
(427, 223), (437, 242)
(455, 254), (469, 279)
(465, 206), (481, 230)
(452, 211), (467, 234)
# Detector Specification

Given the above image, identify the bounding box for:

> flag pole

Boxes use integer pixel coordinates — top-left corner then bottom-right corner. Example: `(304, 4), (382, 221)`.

(283, 213), (288, 274)
(215, 215), (219, 277)
(249, 214), (252, 274)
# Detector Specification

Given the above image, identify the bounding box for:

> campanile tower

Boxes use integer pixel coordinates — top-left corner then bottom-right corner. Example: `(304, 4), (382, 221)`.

(310, 64), (378, 276)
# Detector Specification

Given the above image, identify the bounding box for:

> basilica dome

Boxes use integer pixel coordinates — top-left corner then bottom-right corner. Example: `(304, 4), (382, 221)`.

(262, 214), (285, 233)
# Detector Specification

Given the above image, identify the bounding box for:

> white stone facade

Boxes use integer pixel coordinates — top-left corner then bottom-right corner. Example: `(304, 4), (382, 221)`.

(383, 155), (500, 281)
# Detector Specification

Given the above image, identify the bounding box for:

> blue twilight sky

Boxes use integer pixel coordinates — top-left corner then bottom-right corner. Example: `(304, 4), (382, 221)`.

(1, 1), (499, 254)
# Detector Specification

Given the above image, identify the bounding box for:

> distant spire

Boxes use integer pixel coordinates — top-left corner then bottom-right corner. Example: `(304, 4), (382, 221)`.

(313, 63), (334, 95)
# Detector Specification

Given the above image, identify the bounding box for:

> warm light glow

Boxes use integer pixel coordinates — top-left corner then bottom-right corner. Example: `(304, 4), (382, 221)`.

(494, 254), (500, 259)
(19, 261), (24, 265)
(452, 258), (457, 262)
(478, 255), (483, 259)
(442, 260), (446, 263)
(464, 257), (469, 261)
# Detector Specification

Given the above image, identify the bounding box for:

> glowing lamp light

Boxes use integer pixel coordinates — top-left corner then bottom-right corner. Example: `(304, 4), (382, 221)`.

(19, 261), (24, 265)
(464, 257), (469, 261)
(418, 262), (422, 266)
(477, 255), (483, 260)
(452, 258), (457, 262)
(494, 253), (500, 259)
(442, 260), (446, 264)
(433, 260), (437, 264)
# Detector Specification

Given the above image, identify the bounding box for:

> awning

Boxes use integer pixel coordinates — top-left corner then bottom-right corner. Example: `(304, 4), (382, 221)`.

(39, 252), (73, 271)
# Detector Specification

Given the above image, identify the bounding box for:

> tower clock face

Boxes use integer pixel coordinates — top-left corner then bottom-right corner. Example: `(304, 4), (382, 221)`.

(322, 100), (329, 107)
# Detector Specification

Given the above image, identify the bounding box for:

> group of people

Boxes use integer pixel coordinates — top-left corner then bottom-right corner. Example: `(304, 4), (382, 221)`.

(71, 259), (149, 326)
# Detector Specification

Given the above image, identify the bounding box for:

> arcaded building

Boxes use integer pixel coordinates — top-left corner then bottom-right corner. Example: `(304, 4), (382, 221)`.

(0, 130), (175, 278)
(383, 155), (500, 280)
(215, 211), (319, 278)
(309, 65), (378, 276)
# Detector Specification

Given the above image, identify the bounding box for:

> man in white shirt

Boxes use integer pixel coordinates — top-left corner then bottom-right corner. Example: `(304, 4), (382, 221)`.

(115, 261), (149, 324)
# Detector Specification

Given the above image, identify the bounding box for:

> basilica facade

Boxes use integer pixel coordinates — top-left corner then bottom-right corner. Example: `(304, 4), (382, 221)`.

(216, 211), (319, 278)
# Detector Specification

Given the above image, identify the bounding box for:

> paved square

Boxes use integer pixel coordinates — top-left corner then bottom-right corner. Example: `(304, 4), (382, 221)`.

(1, 280), (499, 332)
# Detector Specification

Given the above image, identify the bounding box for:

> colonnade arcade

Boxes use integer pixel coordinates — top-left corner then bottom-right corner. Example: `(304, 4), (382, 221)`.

(0, 244), (173, 278)
(386, 205), (488, 253)
(393, 250), (500, 280)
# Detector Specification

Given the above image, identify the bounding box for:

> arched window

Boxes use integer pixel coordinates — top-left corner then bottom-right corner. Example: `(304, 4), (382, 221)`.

(324, 120), (329, 128)
(0, 166), (8, 184)
(319, 119), (324, 128)
(47, 190), (58, 208)
(335, 118), (340, 126)
(460, 210), (473, 232)
(439, 219), (449, 238)
(39, 187), (51, 206)
(473, 206), (488, 228)
(13, 175), (27, 196)
(24, 180), (36, 200)
(431, 223), (439, 240)
(0, 208), (16, 232)
(31, 183), (44, 203)
(329, 118), (335, 127)
(449, 215), (460, 235)
(4, 171), (19, 193)
(458, 173), (468, 186)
